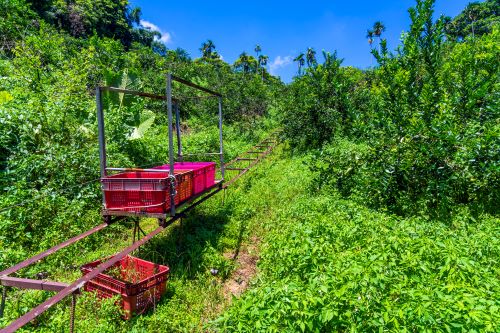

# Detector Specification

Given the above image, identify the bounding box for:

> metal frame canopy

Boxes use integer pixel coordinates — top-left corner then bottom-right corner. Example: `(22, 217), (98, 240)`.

(96, 73), (225, 218)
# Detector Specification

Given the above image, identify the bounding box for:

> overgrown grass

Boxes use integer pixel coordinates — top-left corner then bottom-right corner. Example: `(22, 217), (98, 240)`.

(216, 150), (500, 332)
(2, 143), (499, 332)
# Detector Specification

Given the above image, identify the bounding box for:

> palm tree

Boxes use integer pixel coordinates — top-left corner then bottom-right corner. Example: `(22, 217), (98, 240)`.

(254, 44), (262, 71)
(366, 29), (374, 65)
(174, 48), (191, 62)
(366, 29), (374, 48)
(258, 54), (269, 80)
(372, 21), (386, 52)
(258, 54), (269, 68)
(234, 52), (256, 73)
(293, 53), (305, 75)
(200, 39), (216, 59)
(306, 47), (317, 67)
(254, 44), (262, 58)
(129, 7), (141, 25)
(373, 21), (386, 38)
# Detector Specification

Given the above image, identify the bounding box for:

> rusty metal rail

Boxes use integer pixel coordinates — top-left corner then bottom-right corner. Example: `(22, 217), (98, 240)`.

(223, 132), (279, 188)
(0, 223), (109, 277)
(0, 132), (279, 333)
(0, 277), (69, 292)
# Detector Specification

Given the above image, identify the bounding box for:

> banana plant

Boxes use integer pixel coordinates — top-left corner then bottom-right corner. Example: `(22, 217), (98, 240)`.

(104, 68), (156, 140)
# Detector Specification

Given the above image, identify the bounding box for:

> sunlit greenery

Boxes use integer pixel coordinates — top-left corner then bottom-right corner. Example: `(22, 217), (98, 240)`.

(281, 0), (499, 219)
(0, 0), (498, 331)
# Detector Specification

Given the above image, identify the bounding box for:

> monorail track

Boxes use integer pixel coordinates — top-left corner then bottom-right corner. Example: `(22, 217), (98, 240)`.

(0, 132), (279, 333)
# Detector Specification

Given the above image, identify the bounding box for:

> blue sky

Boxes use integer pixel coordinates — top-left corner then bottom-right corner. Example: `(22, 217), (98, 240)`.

(130, 0), (475, 82)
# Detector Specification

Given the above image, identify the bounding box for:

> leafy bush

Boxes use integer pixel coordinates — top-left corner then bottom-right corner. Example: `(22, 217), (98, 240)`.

(282, 0), (499, 219)
(279, 53), (364, 149)
(216, 156), (500, 332)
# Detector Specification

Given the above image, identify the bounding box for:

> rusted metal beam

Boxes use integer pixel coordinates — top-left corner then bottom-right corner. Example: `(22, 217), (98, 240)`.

(222, 133), (279, 188)
(224, 157), (262, 188)
(0, 287), (6, 318)
(0, 277), (69, 293)
(0, 223), (108, 277)
(171, 75), (222, 97)
(0, 225), (167, 333)
(224, 137), (275, 168)
(69, 293), (76, 333)
(100, 86), (180, 103)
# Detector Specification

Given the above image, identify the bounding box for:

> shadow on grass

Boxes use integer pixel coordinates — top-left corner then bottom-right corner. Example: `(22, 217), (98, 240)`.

(137, 198), (237, 280)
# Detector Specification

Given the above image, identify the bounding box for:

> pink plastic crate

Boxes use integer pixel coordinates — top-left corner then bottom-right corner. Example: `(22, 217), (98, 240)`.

(154, 162), (216, 195)
(101, 170), (193, 213)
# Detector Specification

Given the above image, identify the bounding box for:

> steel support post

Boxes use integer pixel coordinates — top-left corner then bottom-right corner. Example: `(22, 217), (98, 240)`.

(69, 293), (76, 333)
(96, 87), (107, 179)
(0, 286), (6, 319)
(218, 97), (225, 180)
(175, 103), (183, 161)
(96, 87), (107, 211)
(166, 73), (176, 217)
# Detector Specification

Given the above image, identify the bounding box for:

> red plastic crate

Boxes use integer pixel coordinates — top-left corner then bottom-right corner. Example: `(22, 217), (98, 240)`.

(80, 255), (169, 319)
(154, 162), (216, 195)
(101, 170), (193, 213)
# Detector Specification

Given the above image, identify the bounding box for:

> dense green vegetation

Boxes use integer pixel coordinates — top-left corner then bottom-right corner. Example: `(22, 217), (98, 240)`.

(0, 0), (280, 272)
(281, 0), (499, 219)
(217, 152), (500, 332)
(0, 0), (499, 332)
(445, 0), (499, 40)
(220, 0), (499, 331)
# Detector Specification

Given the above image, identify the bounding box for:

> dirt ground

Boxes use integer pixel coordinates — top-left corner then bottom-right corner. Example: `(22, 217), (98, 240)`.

(222, 236), (260, 299)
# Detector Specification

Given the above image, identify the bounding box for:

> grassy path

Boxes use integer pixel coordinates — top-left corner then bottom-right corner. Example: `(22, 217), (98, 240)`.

(3, 144), (498, 332)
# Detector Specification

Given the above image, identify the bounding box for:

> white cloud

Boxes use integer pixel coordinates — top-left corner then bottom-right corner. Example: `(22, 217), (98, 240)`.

(269, 55), (292, 75)
(140, 20), (172, 44)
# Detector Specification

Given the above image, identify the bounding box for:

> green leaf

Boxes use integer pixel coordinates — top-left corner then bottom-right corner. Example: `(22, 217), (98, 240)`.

(128, 110), (155, 140)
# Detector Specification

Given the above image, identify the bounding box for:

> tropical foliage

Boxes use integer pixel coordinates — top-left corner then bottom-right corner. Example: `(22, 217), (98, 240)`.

(0, 0), (499, 331)
(217, 154), (500, 332)
(281, 0), (499, 219)
(0, 0), (281, 274)
(445, 0), (500, 40)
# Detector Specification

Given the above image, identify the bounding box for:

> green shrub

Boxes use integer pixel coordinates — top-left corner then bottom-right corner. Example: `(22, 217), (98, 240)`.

(282, 0), (499, 219)
(216, 156), (500, 332)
